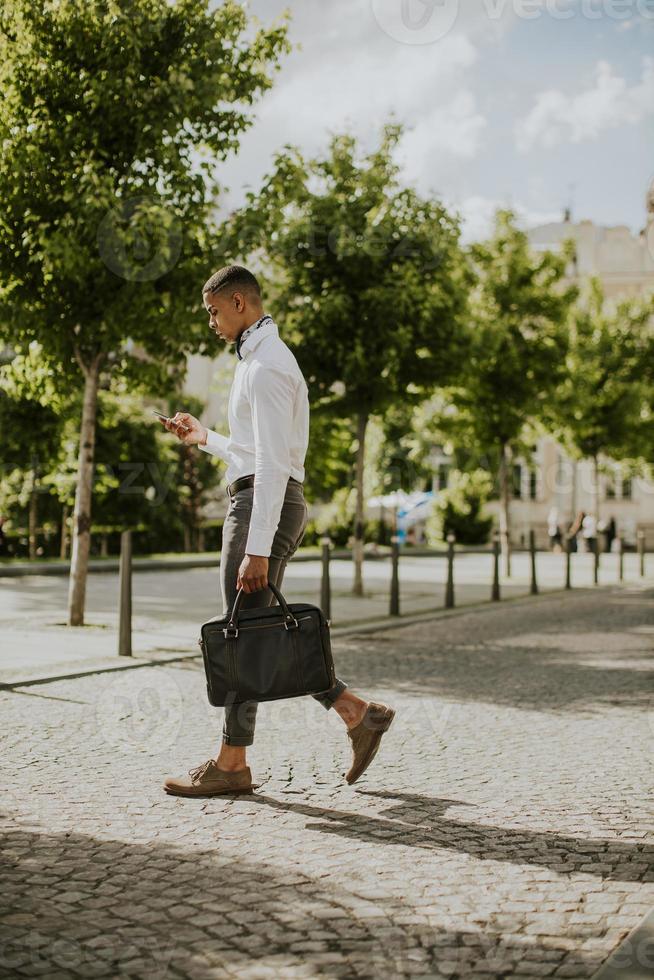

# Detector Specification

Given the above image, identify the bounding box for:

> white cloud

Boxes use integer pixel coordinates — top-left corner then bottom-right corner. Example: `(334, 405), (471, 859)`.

(217, 2), (484, 207)
(516, 57), (654, 151)
(260, 34), (478, 147)
(397, 92), (487, 189)
(452, 195), (562, 243)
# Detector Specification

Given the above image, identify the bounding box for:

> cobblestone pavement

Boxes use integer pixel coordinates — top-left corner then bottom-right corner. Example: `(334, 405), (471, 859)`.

(1, 585), (653, 979)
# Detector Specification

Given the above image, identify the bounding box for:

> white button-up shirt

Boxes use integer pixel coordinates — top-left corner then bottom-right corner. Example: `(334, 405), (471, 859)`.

(199, 317), (310, 557)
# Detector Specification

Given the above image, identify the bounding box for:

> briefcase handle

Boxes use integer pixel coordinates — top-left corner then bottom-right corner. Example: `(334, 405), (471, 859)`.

(226, 581), (298, 632)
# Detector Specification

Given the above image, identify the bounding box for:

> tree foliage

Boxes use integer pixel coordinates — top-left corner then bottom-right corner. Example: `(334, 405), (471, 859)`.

(551, 278), (654, 464)
(426, 469), (494, 546)
(449, 210), (577, 571)
(225, 125), (470, 591)
(0, 0), (289, 618)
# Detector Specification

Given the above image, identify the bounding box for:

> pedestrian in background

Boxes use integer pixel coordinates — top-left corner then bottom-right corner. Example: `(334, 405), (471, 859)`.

(582, 513), (598, 555)
(547, 507), (562, 551)
(567, 511), (585, 553)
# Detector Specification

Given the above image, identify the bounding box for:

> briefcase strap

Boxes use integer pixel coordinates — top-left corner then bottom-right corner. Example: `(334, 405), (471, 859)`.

(226, 581), (298, 635)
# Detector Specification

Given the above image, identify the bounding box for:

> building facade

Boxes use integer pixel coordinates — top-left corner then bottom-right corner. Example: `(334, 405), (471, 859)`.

(485, 183), (654, 548)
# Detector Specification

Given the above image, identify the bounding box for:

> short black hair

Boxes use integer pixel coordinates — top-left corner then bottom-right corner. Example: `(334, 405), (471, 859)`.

(202, 265), (261, 299)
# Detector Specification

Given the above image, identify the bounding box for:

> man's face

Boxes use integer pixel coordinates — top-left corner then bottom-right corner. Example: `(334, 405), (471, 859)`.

(203, 289), (246, 343)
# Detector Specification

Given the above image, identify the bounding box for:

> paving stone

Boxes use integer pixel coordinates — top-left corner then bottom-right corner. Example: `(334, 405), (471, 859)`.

(1, 587), (653, 978)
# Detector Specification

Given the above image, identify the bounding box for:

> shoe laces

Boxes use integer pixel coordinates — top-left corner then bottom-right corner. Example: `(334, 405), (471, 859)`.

(188, 759), (215, 783)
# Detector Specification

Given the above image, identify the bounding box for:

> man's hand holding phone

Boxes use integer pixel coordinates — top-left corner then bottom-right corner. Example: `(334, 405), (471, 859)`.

(157, 411), (208, 447)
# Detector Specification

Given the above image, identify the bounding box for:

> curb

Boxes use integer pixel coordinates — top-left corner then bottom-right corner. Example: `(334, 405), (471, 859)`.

(0, 651), (202, 691)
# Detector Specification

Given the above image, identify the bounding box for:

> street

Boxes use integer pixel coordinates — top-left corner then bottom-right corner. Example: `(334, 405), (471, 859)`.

(0, 550), (646, 682)
(1, 585), (653, 978)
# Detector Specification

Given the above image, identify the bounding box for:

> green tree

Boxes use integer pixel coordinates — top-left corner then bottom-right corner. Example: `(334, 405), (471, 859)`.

(551, 278), (654, 521)
(0, 0), (288, 622)
(0, 344), (68, 558)
(302, 408), (354, 503)
(42, 386), (225, 556)
(226, 126), (469, 594)
(162, 393), (224, 552)
(451, 211), (576, 575)
(426, 469), (494, 546)
(372, 403), (435, 495)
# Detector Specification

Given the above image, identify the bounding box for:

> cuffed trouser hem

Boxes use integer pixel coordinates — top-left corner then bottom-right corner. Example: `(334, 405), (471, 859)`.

(222, 681), (347, 744)
(314, 679), (347, 709)
(221, 731), (255, 747)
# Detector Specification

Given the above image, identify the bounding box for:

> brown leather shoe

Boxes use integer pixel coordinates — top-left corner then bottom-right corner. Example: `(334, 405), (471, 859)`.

(163, 760), (258, 797)
(345, 702), (395, 785)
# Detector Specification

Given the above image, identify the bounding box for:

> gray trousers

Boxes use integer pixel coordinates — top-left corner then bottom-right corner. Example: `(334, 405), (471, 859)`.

(219, 477), (347, 746)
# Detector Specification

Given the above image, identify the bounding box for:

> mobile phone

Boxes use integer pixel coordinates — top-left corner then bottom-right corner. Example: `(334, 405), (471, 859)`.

(153, 410), (190, 432)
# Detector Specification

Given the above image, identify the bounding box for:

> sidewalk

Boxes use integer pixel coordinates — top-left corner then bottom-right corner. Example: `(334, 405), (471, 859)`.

(1, 584), (652, 978)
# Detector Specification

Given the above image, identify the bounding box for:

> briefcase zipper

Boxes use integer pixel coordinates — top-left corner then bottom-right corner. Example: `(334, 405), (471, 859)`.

(200, 615), (314, 643)
(221, 614), (313, 633)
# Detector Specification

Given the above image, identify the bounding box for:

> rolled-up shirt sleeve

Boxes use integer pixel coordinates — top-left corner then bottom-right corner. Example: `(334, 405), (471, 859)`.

(198, 428), (231, 462)
(245, 363), (295, 557)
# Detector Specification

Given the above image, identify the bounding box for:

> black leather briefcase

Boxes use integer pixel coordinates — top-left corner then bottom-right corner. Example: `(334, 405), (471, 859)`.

(198, 582), (336, 707)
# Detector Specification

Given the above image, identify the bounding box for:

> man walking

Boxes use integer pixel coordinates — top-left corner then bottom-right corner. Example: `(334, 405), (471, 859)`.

(163, 266), (395, 797)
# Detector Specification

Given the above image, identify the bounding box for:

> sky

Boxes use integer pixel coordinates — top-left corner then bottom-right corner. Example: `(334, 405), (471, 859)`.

(214, 0), (654, 242)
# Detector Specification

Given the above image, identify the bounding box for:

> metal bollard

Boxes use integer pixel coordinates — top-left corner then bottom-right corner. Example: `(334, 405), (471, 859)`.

(320, 536), (332, 621)
(529, 529), (538, 595)
(118, 530), (132, 657)
(389, 534), (400, 616)
(445, 533), (455, 609)
(564, 534), (572, 590)
(638, 531), (645, 578)
(593, 538), (599, 586)
(491, 533), (500, 602)
(618, 536), (624, 583)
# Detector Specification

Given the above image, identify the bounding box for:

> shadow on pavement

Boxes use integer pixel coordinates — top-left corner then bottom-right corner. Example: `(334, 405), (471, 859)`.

(0, 824), (610, 979)
(250, 791), (653, 884)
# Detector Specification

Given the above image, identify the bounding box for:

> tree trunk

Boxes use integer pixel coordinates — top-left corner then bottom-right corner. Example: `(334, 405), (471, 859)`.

(352, 412), (368, 596)
(28, 473), (38, 560)
(60, 503), (69, 560)
(67, 353), (103, 626)
(498, 442), (512, 578)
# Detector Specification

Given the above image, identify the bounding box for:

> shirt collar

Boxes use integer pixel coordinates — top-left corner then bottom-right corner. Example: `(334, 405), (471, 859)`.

(236, 315), (277, 360)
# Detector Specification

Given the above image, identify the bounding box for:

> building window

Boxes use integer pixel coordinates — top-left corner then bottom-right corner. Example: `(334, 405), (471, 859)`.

(529, 470), (537, 501)
(436, 464), (450, 491)
(512, 464), (522, 499)
(606, 480), (616, 499)
(622, 477), (632, 500)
